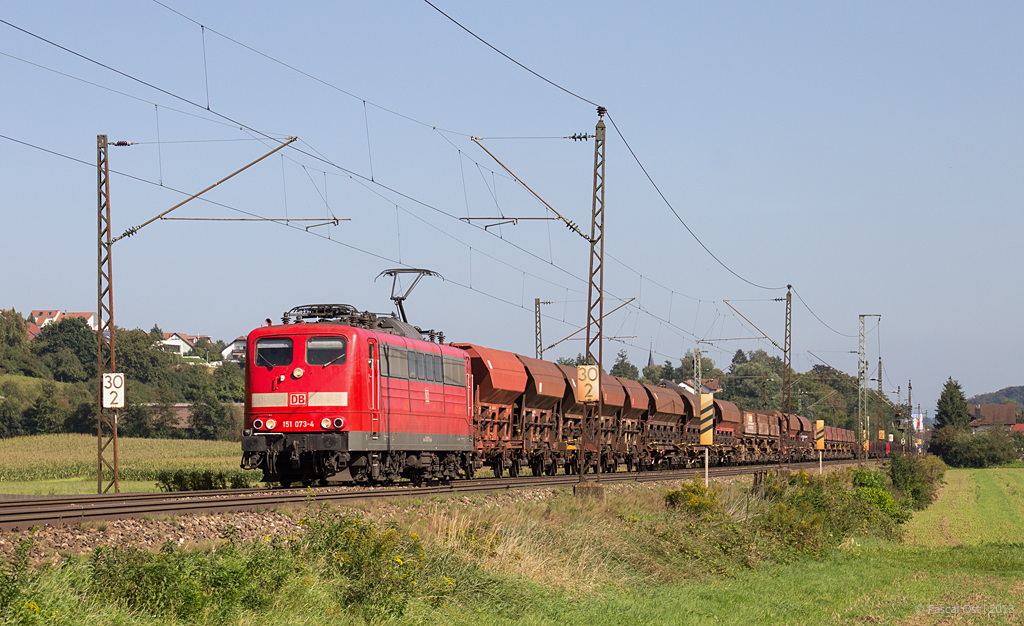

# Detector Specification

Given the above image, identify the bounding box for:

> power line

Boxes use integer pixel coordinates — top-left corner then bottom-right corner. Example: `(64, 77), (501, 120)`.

(421, 0), (601, 108)
(0, 50), (243, 130)
(792, 286), (857, 338)
(604, 112), (786, 292)
(151, 0), (475, 137)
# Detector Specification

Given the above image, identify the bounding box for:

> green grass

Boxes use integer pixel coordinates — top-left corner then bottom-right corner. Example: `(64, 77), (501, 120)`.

(0, 434), (241, 482)
(0, 478), (159, 495)
(906, 468), (1024, 546)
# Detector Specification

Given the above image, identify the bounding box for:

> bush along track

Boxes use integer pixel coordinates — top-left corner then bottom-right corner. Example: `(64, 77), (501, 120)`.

(0, 456), (949, 624)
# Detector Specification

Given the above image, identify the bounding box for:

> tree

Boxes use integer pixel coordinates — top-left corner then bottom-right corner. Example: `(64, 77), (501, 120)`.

(22, 381), (66, 434)
(729, 349), (748, 373)
(213, 361), (245, 402)
(609, 350), (639, 380)
(149, 324), (164, 341)
(555, 353), (587, 367)
(116, 328), (174, 387)
(189, 392), (230, 440)
(64, 401), (97, 434)
(0, 397), (25, 438)
(0, 309), (33, 376)
(34, 317), (95, 383)
(50, 347), (87, 383)
(119, 402), (153, 438)
(934, 377), (971, 429)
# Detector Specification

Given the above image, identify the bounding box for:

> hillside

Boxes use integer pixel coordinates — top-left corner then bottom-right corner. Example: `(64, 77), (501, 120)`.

(967, 385), (1024, 406)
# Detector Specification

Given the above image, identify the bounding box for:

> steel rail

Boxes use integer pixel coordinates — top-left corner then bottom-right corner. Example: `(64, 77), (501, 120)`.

(0, 459), (871, 531)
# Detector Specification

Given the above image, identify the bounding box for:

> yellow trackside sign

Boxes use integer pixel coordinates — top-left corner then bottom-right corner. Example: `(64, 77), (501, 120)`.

(576, 365), (600, 403)
(878, 429), (885, 441)
(699, 393), (714, 445)
(815, 419), (825, 451)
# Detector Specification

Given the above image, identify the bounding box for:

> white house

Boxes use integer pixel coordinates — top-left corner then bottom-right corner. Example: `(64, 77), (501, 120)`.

(221, 336), (247, 361)
(30, 310), (98, 331)
(159, 332), (195, 355)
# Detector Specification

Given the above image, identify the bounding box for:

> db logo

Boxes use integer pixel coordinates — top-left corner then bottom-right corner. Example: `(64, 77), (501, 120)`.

(288, 393), (307, 407)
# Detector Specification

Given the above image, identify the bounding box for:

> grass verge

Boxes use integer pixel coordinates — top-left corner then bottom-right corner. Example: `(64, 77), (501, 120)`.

(0, 434), (241, 482)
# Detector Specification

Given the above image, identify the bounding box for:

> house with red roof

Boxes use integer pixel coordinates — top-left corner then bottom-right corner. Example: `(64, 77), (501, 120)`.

(159, 332), (195, 355)
(29, 310), (98, 332)
(969, 404), (1019, 433)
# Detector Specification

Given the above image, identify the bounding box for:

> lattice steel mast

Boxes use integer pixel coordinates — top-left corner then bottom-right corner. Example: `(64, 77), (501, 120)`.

(781, 285), (792, 464)
(584, 107), (607, 479)
(97, 135), (119, 494)
(535, 298), (542, 358)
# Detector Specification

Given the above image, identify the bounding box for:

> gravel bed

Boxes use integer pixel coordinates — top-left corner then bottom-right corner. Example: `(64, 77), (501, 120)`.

(0, 510), (302, 566)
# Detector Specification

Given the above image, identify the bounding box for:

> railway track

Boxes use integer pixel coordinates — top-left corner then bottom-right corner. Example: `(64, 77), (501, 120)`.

(0, 459), (869, 531)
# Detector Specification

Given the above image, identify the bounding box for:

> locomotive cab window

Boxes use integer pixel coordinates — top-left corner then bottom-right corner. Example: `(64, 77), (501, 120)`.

(254, 337), (293, 369)
(307, 336), (347, 366)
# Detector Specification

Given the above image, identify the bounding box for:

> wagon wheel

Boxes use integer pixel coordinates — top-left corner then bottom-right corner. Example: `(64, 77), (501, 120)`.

(509, 459), (520, 478)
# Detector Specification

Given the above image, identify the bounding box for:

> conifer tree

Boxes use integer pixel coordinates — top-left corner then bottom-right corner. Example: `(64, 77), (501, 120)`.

(934, 377), (970, 429)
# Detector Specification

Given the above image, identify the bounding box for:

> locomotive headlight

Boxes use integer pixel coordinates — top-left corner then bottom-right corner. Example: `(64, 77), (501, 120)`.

(333, 417), (345, 429)
(320, 418), (331, 429)
(265, 418), (277, 430)
(292, 368), (304, 379)
(253, 419), (264, 430)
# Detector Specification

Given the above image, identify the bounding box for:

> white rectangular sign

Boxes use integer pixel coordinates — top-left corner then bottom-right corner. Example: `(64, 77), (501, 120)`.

(102, 373), (125, 409)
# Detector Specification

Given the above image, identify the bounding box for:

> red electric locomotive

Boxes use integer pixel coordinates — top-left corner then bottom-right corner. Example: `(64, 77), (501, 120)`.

(240, 305), (475, 486)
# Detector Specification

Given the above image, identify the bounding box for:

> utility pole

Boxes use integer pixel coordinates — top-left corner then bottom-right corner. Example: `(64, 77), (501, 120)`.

(534, 299), (553, 359)
(581, 106), (607, 486)
(96, 135), (119, 494)
(877, 356), (884, 446)
(907, 380), (913, 456)
(858, 314), (880, 462)
(535, 298), (543, 359)
(781, 285), (792, 467)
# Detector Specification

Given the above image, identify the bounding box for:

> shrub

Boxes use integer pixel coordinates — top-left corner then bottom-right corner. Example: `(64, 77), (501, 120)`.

(0, 539), (34, 615)
(296, 505), (425, 622)
(757, 470), (905, 552)
(90, 536), (293, 621)
(665, 475), (721, 516)
(852, 467), (886, 490)
(854, 486), (910, 523)
(888, 453), (946, 509)
(929, 426), (1019, 468)
(155, 468), (261, 491)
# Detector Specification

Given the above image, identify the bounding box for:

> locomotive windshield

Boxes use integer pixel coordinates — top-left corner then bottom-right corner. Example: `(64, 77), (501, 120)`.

(306, 336), (347, 366)
(254, 337), (293, 368)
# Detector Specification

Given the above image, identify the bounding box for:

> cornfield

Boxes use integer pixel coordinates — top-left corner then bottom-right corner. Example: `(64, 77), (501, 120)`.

(0, 434), (240, 482)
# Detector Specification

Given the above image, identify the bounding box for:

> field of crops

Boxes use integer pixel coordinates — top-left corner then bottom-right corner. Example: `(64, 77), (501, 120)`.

(0, 434), (241, 482)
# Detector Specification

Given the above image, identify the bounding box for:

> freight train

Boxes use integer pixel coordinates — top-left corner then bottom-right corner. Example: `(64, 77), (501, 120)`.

(240, 304), (874, 487)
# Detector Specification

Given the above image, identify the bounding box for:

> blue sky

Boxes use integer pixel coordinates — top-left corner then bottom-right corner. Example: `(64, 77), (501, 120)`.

(2, 1), (1022, 414)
